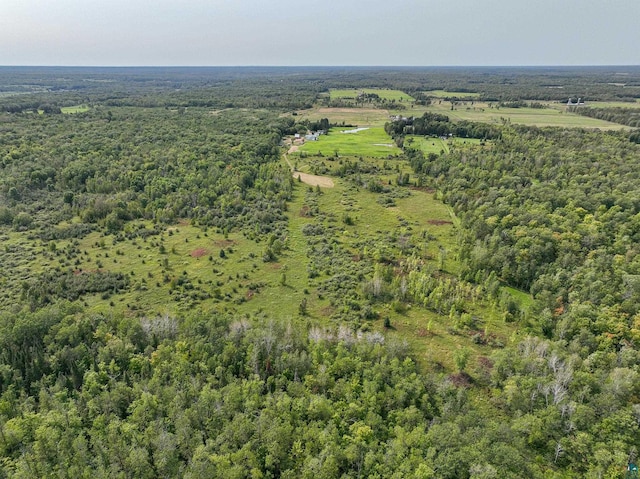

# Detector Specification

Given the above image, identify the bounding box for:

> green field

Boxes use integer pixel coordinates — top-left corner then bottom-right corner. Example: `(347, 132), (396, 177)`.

(278, 165), (513, 369)
(576, 100), (640, 109)
(61, 104), (90, 114)
(330, 88), (414, 102)
(415, 101), (628, 129)
(295, 126), (402, 158)
(293, 107), (392, 127)
(424, 90), (480, 99)
(405, 136), (487, 155)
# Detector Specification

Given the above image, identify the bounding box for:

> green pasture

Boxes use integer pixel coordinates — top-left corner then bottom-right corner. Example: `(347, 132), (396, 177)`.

(293, 107), (392, 127)
(424, 90), (480, 99)
(295, 127), (402, 158)
(416, 101), (627, 129)
(330, 88), (415, 102)
(574, 100), (640, 109)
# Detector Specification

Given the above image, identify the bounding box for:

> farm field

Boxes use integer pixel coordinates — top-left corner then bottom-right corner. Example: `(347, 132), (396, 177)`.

(417, 100), (628, 129)
(293, 106), (391, 126)
(330, 88), (415, 102)
(424, 90), (480, 99)
(574, 100), (640, 108)
(294, 126), (402, 158)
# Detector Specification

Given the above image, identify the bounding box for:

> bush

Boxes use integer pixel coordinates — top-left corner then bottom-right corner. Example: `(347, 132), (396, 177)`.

(13, 212), (33, 231)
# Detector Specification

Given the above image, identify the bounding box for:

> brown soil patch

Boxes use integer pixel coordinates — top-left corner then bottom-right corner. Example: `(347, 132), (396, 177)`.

(477, 356), (494, 370)
(191, 248), (208, 258)
(320, 305), (335, 316)
(178, 219), (190, 226)
(293, 172), (334, 188)
(299, 205), (313, 217)
(270, 263), (282, 270)
(427, 219), (453, 226)
(416, 328), (434, 337)
(288, 145), (300, 154)
(448, 372), (473, 388)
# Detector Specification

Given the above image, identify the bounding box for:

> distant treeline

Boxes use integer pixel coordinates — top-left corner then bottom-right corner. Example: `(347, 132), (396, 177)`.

(3, 66), (640, 114)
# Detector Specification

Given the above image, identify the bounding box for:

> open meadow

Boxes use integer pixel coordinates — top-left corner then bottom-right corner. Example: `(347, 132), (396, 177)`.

(330, 88), (415, 102)
(414, 100), (628, 129)
(424, 90), (481, 99)
(294, 126), (402, 158)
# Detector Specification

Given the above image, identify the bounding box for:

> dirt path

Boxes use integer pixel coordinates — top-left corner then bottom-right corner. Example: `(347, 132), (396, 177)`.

(293, 171), (335, 188)
(283, 142), (334, 188)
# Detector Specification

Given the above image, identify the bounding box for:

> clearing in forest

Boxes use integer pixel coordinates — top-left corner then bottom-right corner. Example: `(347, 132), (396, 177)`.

(294, 126), (402, 158)
(292, 171), (334, 188)
(330, 88), (415, 102)
(415, 100), (628, 129)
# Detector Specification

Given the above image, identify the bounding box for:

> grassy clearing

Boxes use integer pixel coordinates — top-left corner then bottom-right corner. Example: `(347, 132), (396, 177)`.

(406, 136), (449, 155)
(330, 88), (414, 102)
(1, 117), (521, 374)
(279, 152), (518, 372)
(61, 105), (90, 114)
(295, 127), (402, 158)
(293, 107), (391, 127)
(424, 90), (480, 99)
(405, 136), (488, 156)
(413, 100), (627, 129)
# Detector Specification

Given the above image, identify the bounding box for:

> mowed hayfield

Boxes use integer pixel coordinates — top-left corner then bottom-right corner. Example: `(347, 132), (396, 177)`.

(415, 101), (628, 129)
(294, 127), (402, 158)
(424, 90), (480, 99)
(573, 100), (640, 109)
(330, 88), (415, 102)
(293, 107), (392, 127)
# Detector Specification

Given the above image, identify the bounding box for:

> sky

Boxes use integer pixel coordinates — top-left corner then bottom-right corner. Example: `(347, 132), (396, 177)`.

(1, 0), (639, 66)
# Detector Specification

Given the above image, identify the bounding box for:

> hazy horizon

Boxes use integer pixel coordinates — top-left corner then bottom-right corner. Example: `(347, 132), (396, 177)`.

(1, 0), (639, 67)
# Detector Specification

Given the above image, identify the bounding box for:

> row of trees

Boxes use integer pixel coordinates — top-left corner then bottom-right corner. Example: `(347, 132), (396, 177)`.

(570, 106), (640, 129)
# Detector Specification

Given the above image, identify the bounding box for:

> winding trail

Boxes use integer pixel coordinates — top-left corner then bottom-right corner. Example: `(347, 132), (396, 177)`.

(284, 143), (335, 188)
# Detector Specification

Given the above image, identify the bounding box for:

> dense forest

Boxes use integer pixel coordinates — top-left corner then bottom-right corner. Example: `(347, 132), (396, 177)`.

(1, 67), (640, 477)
